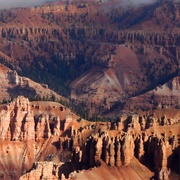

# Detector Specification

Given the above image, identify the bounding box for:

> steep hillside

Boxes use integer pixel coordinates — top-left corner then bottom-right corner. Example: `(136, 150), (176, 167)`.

(0, 1), (179, 180)
(105, 76), (180, 117)
(126, 76), (180, 111)
(0, 63), (67, 103)
(0, 0), (179, 116)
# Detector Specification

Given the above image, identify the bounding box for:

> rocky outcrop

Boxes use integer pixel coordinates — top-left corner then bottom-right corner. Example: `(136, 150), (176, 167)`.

(58, 113), (179, 180)
(172, 76), (180, 90)
(19, 162), (60, 180)
(7, 70), (19, 85)
(135, 135), (145, 161)
(121, 133), (135, 166)
(53, 116), (61, 136)
(146, 131), (180, 180)
(1, 26), (180, 47)
(34, 114), (51, 140)
(0, 100), (179, 180)
(0, 96), (34, 141)
(0, 96), (74, 141)
(0, 96), (80, 180)
(7, 70), (30, 87)
(18, 118), (180, 180)
(127, 114), (141, 131)
(0, 1), (179, 116)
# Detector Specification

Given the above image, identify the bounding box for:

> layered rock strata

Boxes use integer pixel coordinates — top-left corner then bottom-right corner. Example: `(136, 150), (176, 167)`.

(0, 97), (179, 180)
(0, 96), (73, 141)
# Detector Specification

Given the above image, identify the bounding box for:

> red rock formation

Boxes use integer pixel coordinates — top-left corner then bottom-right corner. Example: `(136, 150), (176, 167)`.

(53, 116), (60, 136)
(18, 117), (179, 180)
(0, 63), (66, 104)
(35, 114), (51, 140)
(121, 133), (135, 166)
(0, 100), (179, 179)
(0, 96), (35, 141)
(115, 137), (122, 166)
(20, 162), (60, 180)
(0, 1), (179, 116)
(135, 135), (145, 161)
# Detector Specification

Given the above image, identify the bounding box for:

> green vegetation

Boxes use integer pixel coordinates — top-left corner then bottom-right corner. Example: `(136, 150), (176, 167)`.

(17, 53), (90, 97)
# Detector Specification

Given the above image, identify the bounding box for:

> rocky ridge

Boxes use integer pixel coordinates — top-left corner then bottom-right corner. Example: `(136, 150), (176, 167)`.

(0, 62), (67, 103)
(0, 96), (77, 141)
(0, 0), (179, 115)
(20, 111), (180, 180)
(0, 96), (80, 179)
(120, 76), (180, 114)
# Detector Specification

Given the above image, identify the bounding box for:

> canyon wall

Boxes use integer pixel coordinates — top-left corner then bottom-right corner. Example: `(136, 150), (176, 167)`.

(2, 99), (175, 180)
(0, 96), (72, 141)
(0, 1), (179, 114)
(20, 120), (180, 180)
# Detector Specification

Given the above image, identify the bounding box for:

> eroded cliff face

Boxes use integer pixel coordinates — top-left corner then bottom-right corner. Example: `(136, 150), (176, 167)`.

(0, 96), (78, 141)
(0, 63), (66, 104)
(19, 162), (60, 180)
(0, 96), (34, 141)
(1, 26), (179, 101)
(0, 96), (179, 180)
(124, 76), (180, 113)
(0, 96), (80, 180)
(4, 99), (176, 180)
(0, 0), (179, 114)
(20, 125), (180, 180)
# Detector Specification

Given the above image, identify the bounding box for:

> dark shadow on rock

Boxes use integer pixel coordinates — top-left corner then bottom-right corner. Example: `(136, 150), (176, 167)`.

(58, 162), (82, 179)
(52, 141), (60, 150)
(7, 86), (36, 99)
(167, 146), (180, 174)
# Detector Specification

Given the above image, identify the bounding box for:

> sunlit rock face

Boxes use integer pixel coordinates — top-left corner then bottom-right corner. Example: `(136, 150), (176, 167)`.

(0, 96), (34, 141)
(0, 96), (179, 180)
(0, 96), (74, 141)
(0, 95), (79, 180)
(0, 1), (179, 179)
